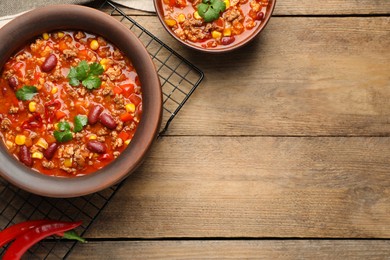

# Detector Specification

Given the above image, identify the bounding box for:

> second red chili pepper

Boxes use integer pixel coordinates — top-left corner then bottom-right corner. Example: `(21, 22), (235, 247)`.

(2, 220), (83, 260)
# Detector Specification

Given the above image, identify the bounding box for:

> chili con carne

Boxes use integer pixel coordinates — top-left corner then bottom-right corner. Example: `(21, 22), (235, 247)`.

(0, 30), (143, 177)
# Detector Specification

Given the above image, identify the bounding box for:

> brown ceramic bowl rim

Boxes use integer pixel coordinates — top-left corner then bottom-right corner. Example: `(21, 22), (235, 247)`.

(153, 0), (276, 53)
(0, 5), (162, 198)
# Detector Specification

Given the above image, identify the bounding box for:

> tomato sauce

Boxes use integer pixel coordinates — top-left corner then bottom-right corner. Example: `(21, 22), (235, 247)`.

(0, 31), (142, 177)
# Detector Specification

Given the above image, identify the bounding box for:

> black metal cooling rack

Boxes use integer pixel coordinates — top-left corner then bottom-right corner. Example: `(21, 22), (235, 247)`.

(0, 1), (204, 258)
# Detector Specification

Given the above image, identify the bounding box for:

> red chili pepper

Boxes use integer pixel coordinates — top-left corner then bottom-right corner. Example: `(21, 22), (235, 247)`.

(0, 220), (58, 247)
(21, 113), (43, 130)
(44, 99), (61, 123)
(2, 220), (83, 260)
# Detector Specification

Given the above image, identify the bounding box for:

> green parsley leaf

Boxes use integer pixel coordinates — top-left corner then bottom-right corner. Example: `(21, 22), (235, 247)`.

(82, 76), (101, 90)
(74, 115), (88, 132)
(15, 86), (38, 101)
(89, 63), (104, 76)
(76, 60), (89, 79)
(54, 130), (73, 143)
(197, 0), (226, 23)
(57, 121), (71, 131)
(67, 61), (104, 89)
(54, 121), (73, 142)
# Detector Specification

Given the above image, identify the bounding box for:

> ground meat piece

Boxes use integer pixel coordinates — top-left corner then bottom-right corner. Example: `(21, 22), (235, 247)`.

(111, 131), (118, 139)
(29, 131), (38, 140)
(250, 0), (261, 12)
(112, 138), (123, 149)
(48, 66), (63, 82)
(30, 145), (40, 153)
(97, 37), (107, 46)
(105, 66), (122, 81)
(42, 161), (55, 169)
(113, 151), (120, 158)
(65, 85), (79, 98)
(74, 145), (89, 167)
(113, 49), (124, 60)
(113, 94), (125, 109)
(97, 128), (109, 136)
(102, 85), (112, 96)
(63, 49), (78, 59)
(97, 136), (105, 142)
(223, 6), (243, 22)
(76, 87), (87, 96)
(182, 18), (209, 41)
(60, 145), (74, 158)
(174, 28), (186, 40)
(116, 121), (123, 132)
(1, 118), (11, 131)
(75, 31), (86, 40)
(8, 106), (19, 114)
(60, 166), (77, 174)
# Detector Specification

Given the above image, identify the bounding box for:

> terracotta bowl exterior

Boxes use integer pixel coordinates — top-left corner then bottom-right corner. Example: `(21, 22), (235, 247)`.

(153, 0), (276, 53)
(0, 5), (162, 198)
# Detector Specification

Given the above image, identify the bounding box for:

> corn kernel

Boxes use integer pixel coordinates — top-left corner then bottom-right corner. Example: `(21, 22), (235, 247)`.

(42, 33), (49, 40)
(90, 39), (99, 50)
(177, 13), (186, 23)
(54, 123), (59, 131)
(212, 30), (222, 39)
(223, 28), (232, 37)
(36, 138), (48, 149)
(125, 103), (136, 113)
(124, 139), (131, 145)
(51, 87), (58, 94)
(100, 58), (109, 65)
(28, 102), (37, 112)
(89, 134), (97, 140)
(101, 64), (107, 71)
(64, 158), (73, 167)
(164, 19), (177, 27)
(57, 32), (64, 38)
(224, 0), (230, 9)
(32, 152), (43, 159)
(194, 11), (202, 20)
(6, 140), (14, 149)
(15, 135), (26, 146)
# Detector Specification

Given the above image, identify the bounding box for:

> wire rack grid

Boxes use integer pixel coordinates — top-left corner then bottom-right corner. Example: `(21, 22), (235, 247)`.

(0, 1), (204, 258)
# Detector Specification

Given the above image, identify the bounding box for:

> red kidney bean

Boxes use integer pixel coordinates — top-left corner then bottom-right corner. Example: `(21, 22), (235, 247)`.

(44, 143), (58, 160)
(88, 105), (104, 125)
(99, 112), (117, 129)
(19, 145), (32, 167)
(41, 54), (58, 72)
(8, 76), (18, 90)
(221, 36), (235, 45)
(256, 12), (264, 21)
(86, 140), (107, 154)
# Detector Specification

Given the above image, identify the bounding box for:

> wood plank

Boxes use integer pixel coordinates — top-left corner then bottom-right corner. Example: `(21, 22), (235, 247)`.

(101, 0), (390, 15)
(115, 16), (390, 136)
(87, 137), (390, 238)
(70, 240), (390, 259)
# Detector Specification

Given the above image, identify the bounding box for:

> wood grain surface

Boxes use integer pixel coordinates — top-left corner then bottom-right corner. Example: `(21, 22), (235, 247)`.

(86, 137), (390, 238)
(71, 240), (390, 259)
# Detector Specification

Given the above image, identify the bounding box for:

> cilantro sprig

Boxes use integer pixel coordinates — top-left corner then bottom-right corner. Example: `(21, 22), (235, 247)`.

(54, 121), (73, 143)
(197, 0), (226, 23)
(53, 115), (88, 142)
(73, 115), (88, 132)
(67, 60), (104, 90)
(15, 86), (38, 101)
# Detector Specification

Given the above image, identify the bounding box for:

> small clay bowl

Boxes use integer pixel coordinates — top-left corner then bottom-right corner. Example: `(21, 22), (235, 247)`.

(0, 5), (162, 198)
(154, 0), (276, 53)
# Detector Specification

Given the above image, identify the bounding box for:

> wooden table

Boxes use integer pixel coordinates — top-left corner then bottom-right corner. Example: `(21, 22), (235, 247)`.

(3, 0), (390, 258)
